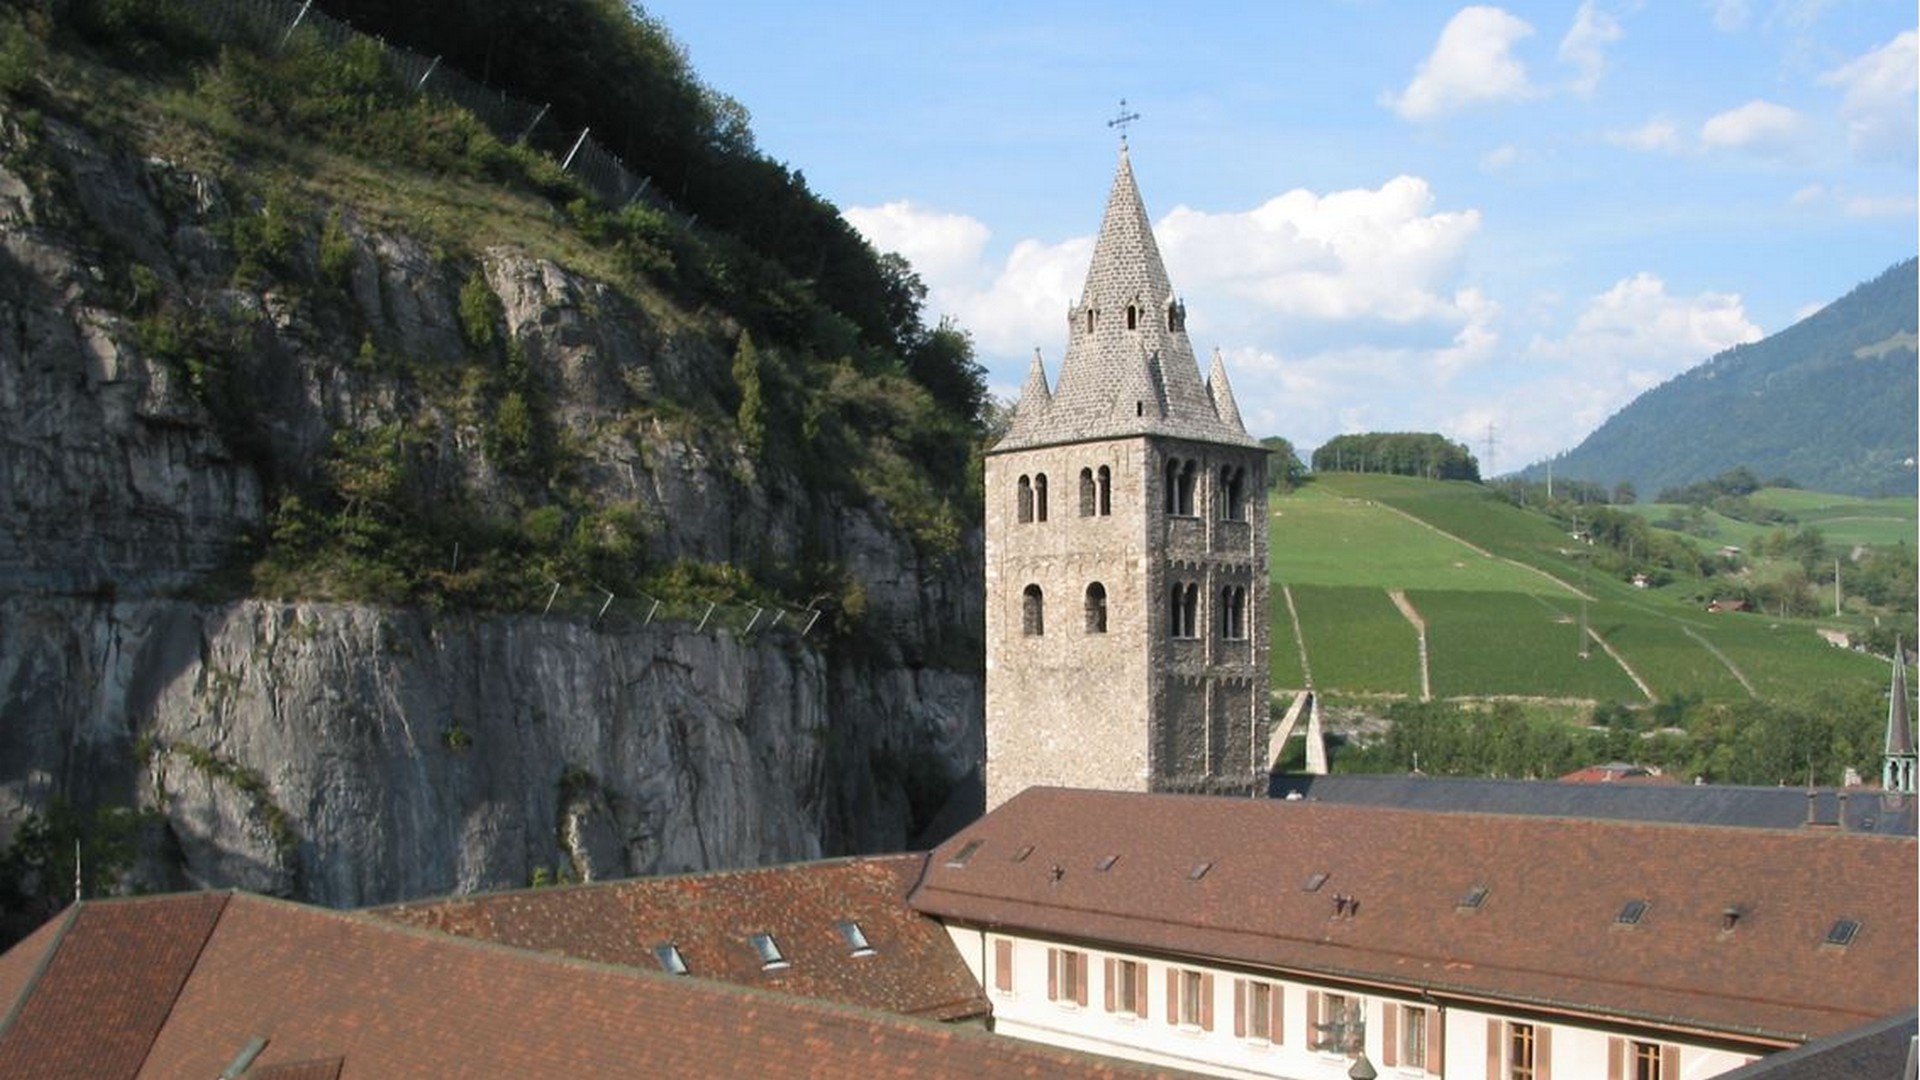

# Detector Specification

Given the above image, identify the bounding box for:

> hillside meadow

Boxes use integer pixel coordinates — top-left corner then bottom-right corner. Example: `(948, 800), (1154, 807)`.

(1268, 473), (1898, 706)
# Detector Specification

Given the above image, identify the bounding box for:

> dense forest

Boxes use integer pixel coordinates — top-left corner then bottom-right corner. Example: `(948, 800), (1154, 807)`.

(1311, 432), (1480, 482)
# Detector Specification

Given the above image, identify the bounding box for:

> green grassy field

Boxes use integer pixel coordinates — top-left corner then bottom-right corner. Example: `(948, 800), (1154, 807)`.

(1269, 473), (1898, 705)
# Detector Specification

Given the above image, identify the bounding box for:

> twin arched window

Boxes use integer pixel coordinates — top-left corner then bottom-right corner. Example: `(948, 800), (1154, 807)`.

(1169, 583), (1199, 639)
(1078, 466), (1113, 517)
(1220, 585), (1248, 640)
(1218, 466), (1247, 522)
(1017, 474), (1049, 524)
(1164, 459), (1197, 517)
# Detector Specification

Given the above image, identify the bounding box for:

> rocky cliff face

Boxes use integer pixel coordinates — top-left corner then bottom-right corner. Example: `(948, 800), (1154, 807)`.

(0, 102), (983, 907)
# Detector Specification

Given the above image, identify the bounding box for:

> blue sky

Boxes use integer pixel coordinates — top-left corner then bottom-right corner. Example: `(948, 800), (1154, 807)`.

(641, 2), (1917, 474)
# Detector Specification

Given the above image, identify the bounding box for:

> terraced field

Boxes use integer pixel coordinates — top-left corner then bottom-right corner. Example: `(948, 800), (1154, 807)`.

(1269, 473), (1898, 703)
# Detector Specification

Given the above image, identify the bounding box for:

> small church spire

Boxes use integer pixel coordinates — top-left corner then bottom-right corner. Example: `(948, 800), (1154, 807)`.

(1206, 348), (1248, 434)
(1885, 641), (1915, 795)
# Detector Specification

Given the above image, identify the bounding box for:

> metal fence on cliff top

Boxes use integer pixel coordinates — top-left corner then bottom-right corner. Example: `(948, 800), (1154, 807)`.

(166, 0), (825, 639)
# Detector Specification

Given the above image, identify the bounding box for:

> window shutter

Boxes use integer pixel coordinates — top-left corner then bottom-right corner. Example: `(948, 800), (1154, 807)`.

(1607, 1035), (1623, 1080)
(1429, 1008), (1445, 1074)
(1200, 973), (1214, 1032)
(1486, 1018), (1502, 1080)
(1383, 1004), (1398, 1067)
(1271, 984), (1284, 1046)
(1104, 958), (1116, 1012)
(993, 939), (1013, 993)
(1047, 948), (1058, 1001)
(1537, 1026), (1552, 1080)
(1661, 1044), (1679, 1079)
(1075, 952), (1088, 1007)
(1234, 979), (1247, 1038)
(1167, 969), (1180, 1026)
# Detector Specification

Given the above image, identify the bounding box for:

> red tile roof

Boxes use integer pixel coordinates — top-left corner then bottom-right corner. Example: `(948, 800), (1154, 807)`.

(371, 854), (988, 1021)
(0, 892), (227, 1080)
(0, 891), (1200, 1079)
(911, 787), (1917, 1046)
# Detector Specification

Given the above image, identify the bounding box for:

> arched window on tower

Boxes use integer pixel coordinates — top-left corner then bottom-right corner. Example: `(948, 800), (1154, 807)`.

(1221, 586), (1247, 640)
(1170, 583), (1198, 639)
(1086, 308), (1096, 334)
(1218, 466), (1246, 522)
(1079, 468), (1096, 517)
(1126, 304), (1139, 330)
(1017, 475), (1033, 524)
(1085, 583), (1107, 634)
(1034, 474), (1049, 522)
(1097, 466), (1112, 516)
(1165, 459), (1197, 517)
(1023, 584), (1044, 636)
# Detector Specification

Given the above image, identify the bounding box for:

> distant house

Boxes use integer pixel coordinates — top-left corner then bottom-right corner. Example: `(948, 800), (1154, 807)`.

(1707, 598), (1750, 613)
(1559, 762), (1673, 784)
(1631, 572), (1651, 589)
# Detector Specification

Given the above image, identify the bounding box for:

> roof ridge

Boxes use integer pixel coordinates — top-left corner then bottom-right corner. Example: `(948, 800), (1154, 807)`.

(0, 904), (79, 1046)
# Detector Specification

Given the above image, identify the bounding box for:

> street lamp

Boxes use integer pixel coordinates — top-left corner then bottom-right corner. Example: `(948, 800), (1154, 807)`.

(1349, 1055), (1379, 1080)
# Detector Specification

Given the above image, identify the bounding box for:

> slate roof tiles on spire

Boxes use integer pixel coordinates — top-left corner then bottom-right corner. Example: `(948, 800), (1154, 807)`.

(992, 145), (1256, 453)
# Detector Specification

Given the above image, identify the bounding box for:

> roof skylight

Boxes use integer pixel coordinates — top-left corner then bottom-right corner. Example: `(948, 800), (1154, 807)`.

(1458, 885), (1489, 911)
(1303, 872), (1329, 893)
(1095, 854), (1120, 872)
(653, 942), (689, 975)
(750, 932), (790, 970)
(946, 840), (982, 868)
(1616, 899), (1650, 926)
(1825, 918), (1861, 947)
(836, 920), (876, 957)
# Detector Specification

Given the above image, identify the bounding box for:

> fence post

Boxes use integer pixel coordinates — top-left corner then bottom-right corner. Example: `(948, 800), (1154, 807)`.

(519, 103), (550, 144)
(802, 609), (824, 636)
(414, 55), (442, 93)
(695, 602), (716, 633)
(279, 0), (313, 49)
(561, 129), (591, 171)
(594, 589), (615, 626)
(543, 581), (561, 616)
(742, 605), (765, 635)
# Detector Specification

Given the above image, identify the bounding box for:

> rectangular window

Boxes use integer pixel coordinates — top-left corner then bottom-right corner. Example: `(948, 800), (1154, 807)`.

(1167, 967), (1214, 1031)
(1313, 992), (1359, 1054)
(1401, 1005), (1428, 1068)
(993, 938), (1013, 994)
(1046, 947), (1087, 1007)
(1235, 979), (1282, 1044)
(1632, 1041), (1663, 1080)
(1508, 1021), (1535, 1080)
(1105, 958), (1144, 1017)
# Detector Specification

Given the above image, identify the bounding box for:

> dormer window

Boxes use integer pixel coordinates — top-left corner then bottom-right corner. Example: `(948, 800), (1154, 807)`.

(749, 932), (789, 970)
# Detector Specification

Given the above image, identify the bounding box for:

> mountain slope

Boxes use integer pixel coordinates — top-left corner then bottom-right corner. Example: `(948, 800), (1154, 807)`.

(1526, 259), (1918, 497)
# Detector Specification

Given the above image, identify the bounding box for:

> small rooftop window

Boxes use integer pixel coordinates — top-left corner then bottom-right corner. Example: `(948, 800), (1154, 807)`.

(836, 921), (876, 958)
(1457, 885), (1489, 911)
(1303, 872), (1329, 893)
(750, 932), (790, 970)
(1616, 899), (1650, 926)
(946, 840), (982, 868)
(1094, 854), (1120, 872)
(1825, 918), (1861, 947)
(1188, 861), (1213, 882)
(653, 942), (689, 975)
(1012, 844), (1035, 863)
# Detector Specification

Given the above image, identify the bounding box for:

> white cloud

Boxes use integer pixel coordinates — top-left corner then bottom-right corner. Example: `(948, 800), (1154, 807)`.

(1558, 2), (1622, 96)
(843, 200), (990, 286)
(1384, 6), (1537, 120)
(1699, 100), (1808, 158)
(1711, 0), (1749, 32)
(1606, 116), (1684, 154)
(1819, 30), (1919, 165)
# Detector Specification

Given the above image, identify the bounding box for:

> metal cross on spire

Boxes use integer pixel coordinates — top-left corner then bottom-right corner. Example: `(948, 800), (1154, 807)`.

(1107, 98), (1142, 144)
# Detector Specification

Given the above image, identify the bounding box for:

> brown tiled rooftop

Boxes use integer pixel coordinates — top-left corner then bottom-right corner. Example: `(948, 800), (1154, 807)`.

(371, 853), (988, 1021)
(911, 787), (1918, 1046)
(0, 891), (1203, 1079)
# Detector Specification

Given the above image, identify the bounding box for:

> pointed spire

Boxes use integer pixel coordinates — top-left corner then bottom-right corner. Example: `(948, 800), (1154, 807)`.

(1206, 348), (1247, 433)
(1890, 643), (1913, 754)
(1000, 349), (1053, 445)
(1019, 347), (1052, 405)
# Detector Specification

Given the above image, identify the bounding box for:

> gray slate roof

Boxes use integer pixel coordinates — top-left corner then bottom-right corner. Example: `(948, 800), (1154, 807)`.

(994, 146), (1257, 453)
(1709, 1009), (1916, 1080)
(1267, 773), (1919, 836)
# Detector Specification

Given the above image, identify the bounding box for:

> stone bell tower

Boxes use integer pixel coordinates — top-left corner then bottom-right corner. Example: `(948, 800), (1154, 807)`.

(984, 143), (1269, 810)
